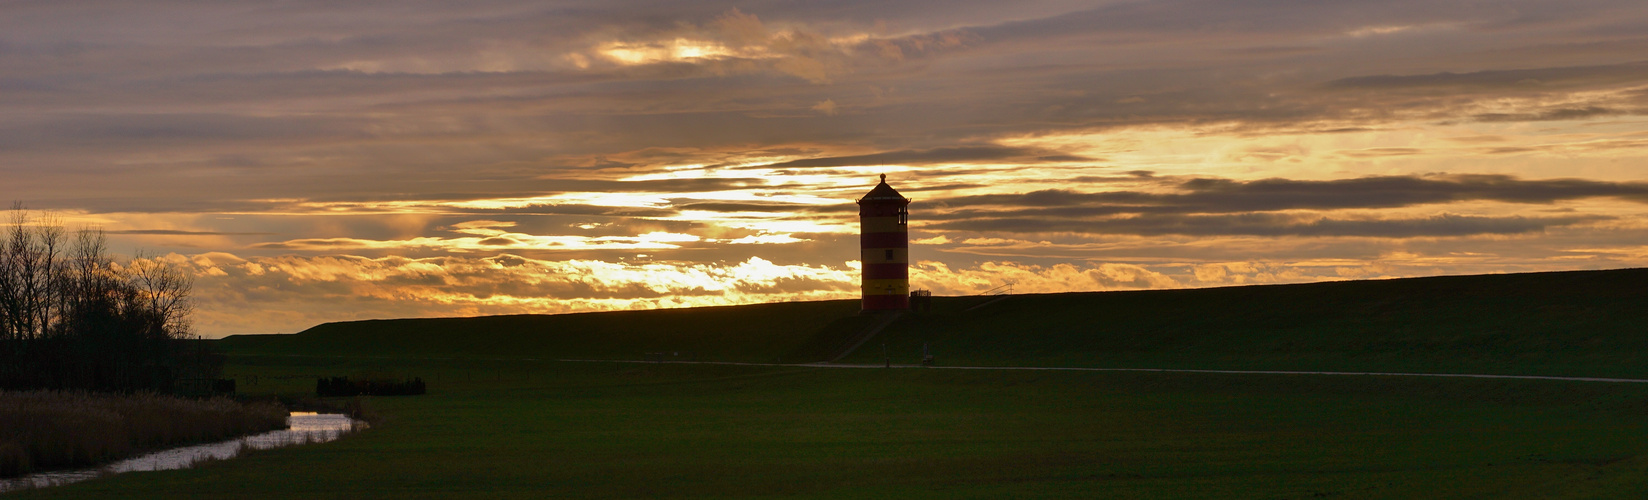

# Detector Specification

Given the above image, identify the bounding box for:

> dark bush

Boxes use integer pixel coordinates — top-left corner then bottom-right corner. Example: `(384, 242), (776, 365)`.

(0, 441), (27, 477)
(0, 390), (288, 477)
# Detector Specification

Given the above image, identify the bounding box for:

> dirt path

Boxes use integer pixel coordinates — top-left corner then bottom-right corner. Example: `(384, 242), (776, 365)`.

(243, 353), (1648, 384)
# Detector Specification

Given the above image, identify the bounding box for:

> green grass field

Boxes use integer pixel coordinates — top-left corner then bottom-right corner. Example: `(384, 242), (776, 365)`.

(16, 268), (1648, 498)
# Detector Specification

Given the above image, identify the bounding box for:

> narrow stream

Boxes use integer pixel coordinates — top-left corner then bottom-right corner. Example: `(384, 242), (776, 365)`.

(1, 412), (365, 493)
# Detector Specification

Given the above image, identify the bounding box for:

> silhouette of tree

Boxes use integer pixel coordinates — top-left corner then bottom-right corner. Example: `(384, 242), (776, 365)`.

(0, 204), (210, 392)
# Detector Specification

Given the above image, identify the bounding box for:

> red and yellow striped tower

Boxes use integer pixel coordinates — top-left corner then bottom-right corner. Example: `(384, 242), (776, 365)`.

(858, 174), (911, 311)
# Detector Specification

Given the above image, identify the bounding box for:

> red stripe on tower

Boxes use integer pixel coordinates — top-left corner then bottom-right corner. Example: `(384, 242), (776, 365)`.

(861, 263), (908, 280)
(857, 174), (911, 311)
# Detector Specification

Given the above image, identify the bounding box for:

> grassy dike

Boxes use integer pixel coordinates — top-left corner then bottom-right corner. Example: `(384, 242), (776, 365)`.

(848, 268), (1648, 377)
(15, 268), (1648, 498)
(220, 267), (1648, 378)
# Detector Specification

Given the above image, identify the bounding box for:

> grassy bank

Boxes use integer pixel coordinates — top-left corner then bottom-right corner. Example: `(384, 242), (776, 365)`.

(220, 299), (860, 363)
(843, 268), (1648, 377)
(221, 268), (1648, 379)
(0, 391), (288, 477)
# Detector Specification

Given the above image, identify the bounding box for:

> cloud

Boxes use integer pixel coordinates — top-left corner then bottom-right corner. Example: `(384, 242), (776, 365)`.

(559, 7), (976, 84)
(107, 229), (276, 236)
(761, 146), (1091, 168)
(8, 1), (1647, 220)
(177, 251), (860, 335)
(811, 98), (838, 116)
(1325, 61), (1648, 91)
(1471, 106), (1623, 122)
(928, 213), (1608, 237)
(918, 174), (1646, 237)
(910, 261), (1182, 296)
(939, 174), (1648, 213)
(1337, 147), (1423, 158)
(250, 229), (711, 253)
(185, 251), (1191, 335)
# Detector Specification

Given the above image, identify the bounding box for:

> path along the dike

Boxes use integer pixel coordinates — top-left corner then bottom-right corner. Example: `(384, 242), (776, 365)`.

(244, 353), (1648, 385)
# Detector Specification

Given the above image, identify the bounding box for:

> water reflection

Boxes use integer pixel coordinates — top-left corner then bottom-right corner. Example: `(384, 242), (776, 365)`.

(1, 412), (364, 493)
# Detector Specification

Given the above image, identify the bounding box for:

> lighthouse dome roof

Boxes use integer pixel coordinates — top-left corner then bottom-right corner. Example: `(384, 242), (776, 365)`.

(858, 174), (908, 203)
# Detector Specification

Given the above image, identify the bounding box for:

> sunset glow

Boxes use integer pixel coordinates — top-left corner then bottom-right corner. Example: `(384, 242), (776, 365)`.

(7, 1), (1648, 336)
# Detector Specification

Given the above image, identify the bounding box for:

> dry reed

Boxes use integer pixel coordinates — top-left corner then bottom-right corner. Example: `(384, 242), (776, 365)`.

(0, 390), (287, 477)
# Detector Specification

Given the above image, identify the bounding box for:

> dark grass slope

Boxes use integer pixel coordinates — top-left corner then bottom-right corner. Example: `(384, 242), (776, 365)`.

(220, 300), (864, 363)
(849, 267), (1648, 378)
(222, 268), (1648, 378)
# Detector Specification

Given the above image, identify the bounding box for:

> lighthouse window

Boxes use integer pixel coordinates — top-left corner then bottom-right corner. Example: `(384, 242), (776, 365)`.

(898, 206), (907, 225)
(885, 249), (894, 260)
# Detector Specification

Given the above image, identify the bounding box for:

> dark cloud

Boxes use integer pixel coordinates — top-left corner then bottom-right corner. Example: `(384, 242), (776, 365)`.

(460, 205), (681, 218)
(0, 112), (362, 152)
(1445, 135), (1508, 143)
(797, 204), (857, 214)
(664, 202), (773, 212)
(7, 0), (1648, 217)
(251, 240), (358, 250)
(1338, 148), (1423, 158)
(1479, 146), (1543, 155)
(476, 237), (520, 246)
(892, 182), (988, 193)
(939, 174), (1648, 213)
(920, 174), (1646, 238)
(30, 177), (780, 215)
(306, 178), (767, 200)
(974, 0), (1485, 41)
(759, 146), (1090, 168)
(1326, 61), (1648, 91)
(1181, 175), (1648, 206)
(672, 202), (823, 213)
(1221, 46), (1323, 56)
(1472, 106), (1624, 122)
(928, 213), (1609, 237)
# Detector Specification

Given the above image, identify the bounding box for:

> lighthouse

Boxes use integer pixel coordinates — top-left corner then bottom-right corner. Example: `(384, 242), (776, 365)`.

(857, 174), (911, 311)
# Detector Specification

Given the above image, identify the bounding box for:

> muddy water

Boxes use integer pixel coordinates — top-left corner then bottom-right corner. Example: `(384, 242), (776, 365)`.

(1, 412), (364, 493)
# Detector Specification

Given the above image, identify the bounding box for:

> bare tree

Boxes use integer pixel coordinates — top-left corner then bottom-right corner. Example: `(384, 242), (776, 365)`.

(55, 228), (127, 339)
(0, 204), (62, 342)
(64, 228), (114, 312)
(0, 207), (17, 342)
(129, 252), (195, 340)
(2, 204), (36, 340)
(1, 207), (208, 392)
(35, 212), (63, 342)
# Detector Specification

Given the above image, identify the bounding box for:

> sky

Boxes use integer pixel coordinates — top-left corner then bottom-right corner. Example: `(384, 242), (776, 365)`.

(5, 0), (1648, 337)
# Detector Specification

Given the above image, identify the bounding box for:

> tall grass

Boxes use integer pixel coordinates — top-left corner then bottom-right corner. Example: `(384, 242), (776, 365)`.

(0, 391), (287, 477)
